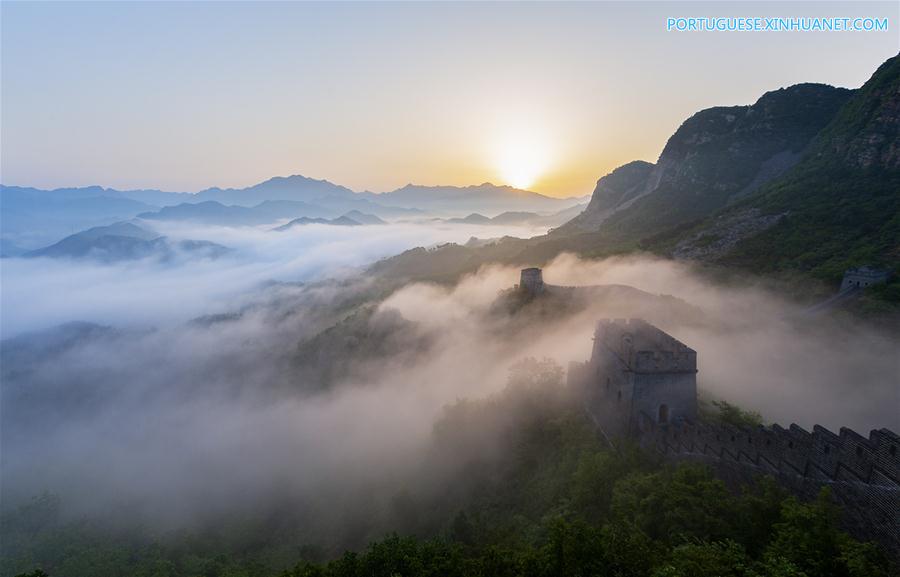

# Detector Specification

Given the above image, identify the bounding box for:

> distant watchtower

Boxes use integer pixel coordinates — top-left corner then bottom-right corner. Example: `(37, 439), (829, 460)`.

(568, 319), (697, 435)
(519, 268), (545, 296)
(840, 266), (890, 292)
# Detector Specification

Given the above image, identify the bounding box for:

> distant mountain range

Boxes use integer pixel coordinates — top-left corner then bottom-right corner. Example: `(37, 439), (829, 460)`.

(0, 186), (156, 249)
(370, 53), (900, 298)
(272, 213), (381, 231)
(1, 177), (584, 249)
(360, 183), (583, 214)
(342, 210), (387, 225)
(442, 203), (587, 228)
(138, 200), (332, 226)
(24, 222), (230, 263)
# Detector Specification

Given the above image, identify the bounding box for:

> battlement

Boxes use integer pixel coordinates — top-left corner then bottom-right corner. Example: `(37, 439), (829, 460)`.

(637, 417), (900, 557)
(638, 418), (900, 486)
(594, 318), (696, 373)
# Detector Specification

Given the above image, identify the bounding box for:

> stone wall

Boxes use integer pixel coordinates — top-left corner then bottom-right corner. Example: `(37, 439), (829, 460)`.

(569, 317), (899, 558)
(635, 415), (900, 558)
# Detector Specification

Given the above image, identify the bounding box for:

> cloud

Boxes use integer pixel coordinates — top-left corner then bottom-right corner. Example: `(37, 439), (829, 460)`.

(0, 220), (546, 338)
(2, 247), (897, 547)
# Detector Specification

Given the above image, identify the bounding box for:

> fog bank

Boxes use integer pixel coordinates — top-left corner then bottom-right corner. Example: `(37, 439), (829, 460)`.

(2, 251), (897, 544)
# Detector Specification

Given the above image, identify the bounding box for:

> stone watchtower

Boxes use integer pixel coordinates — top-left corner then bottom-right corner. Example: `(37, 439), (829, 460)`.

(840, 266), (891, 292)
(568, 319), (697, 435)
(519, 267), (545, 296)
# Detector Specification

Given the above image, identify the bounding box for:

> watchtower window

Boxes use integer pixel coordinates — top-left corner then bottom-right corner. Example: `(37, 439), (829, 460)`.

(606, 377), (611, 390)
(856, 446), (863, 457)
(617, 390), (622, 402)
(658, 404), (669, 424)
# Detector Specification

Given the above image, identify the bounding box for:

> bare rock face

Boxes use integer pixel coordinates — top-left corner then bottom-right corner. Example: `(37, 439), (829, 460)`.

(555, 83), (851, 239)
(559, 161), (654, 233)
(672, 208), (787, 261)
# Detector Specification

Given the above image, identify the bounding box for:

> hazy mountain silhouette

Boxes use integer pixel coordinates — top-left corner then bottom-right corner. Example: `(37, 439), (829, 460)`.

(26, 222), (229, 262)
(2, 176), (580, 249)
(341, 210), (386, 225)
(365, 183), (584, 215)
(272, 215), (362, 231)
(443, 204), (587, 227)
(193, 175), (357, 206)
(447, 213), (493, 225)
(138, 200), (334, 226)
(0, 186), (157, 248)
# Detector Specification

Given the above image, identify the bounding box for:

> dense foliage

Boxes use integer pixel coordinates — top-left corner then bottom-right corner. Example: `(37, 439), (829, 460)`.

(3, 360), (892, 577)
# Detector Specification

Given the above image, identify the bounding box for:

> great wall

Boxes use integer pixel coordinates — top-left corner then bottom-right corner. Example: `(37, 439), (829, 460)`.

(637, 418), (899, 556)
(514, 268), (900, 556)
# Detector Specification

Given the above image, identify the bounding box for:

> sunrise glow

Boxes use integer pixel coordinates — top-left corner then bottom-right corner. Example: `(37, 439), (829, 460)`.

(495, 133), (551, 191)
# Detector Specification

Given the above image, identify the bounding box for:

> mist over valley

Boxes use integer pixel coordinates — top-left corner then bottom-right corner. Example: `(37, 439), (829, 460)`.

(1, 7), (898, 574)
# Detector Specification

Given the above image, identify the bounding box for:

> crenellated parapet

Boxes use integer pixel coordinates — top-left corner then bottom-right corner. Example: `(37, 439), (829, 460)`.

(637, 416), (900, 487)
(594, 318), (697, 374)
(636, 415), (900, 557)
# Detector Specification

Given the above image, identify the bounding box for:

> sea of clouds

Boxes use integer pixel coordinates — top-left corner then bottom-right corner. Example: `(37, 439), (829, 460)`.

(0, 220), (547, 338)
(1, 224), (897, 546)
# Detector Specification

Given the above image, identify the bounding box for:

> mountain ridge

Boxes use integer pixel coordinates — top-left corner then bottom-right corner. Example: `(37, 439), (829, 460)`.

(25, 222), (230, 262)
(673, 53), (900, 279)
(2, 178), (581, 246)
(556, 82), (854, 239)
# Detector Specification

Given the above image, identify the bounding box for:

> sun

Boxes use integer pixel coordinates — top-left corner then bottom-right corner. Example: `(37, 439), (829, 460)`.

(494, 133), (549, 190)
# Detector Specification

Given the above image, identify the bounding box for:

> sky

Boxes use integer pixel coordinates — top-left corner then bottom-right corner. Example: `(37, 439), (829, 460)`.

(1, 1), (898, 198)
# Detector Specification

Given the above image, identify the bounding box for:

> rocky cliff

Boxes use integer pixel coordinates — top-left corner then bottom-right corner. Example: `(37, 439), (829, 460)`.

(558, 83), (852, 237)
(676, 53), (900, 277)
(562, 161), (654, 232)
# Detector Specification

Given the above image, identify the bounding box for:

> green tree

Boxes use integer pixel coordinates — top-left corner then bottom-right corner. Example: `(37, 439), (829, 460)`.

(764, 488), (889, 577)
(610, 465), (736, 545)
(652, 540), (751, 577)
